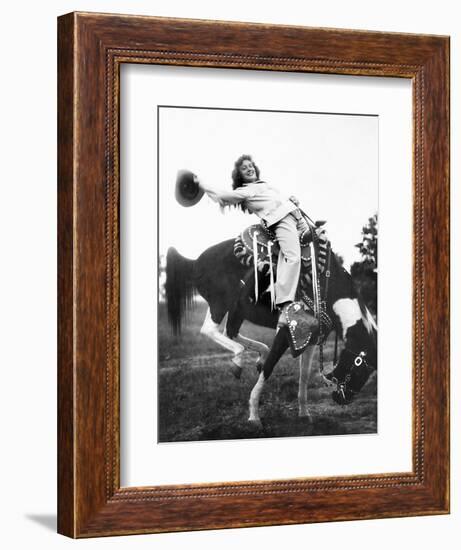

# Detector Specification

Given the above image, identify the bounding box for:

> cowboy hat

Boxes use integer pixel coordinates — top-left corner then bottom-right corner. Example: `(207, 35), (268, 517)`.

(175, 169), (204, 207)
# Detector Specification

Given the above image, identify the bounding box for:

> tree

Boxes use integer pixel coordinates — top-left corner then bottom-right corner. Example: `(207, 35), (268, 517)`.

(350, 214), (378, 314)
(355, 213), (377, 268)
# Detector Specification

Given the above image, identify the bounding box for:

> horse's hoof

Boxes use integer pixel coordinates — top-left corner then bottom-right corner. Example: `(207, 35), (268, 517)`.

(248, 417), (262, 428)
(298, 410), (313, 422)
(230, 364), (243, 379)
(232, 351), (244, 368)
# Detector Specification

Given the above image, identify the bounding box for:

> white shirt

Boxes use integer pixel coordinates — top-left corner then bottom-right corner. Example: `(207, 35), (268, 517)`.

(202, 180), (297, 227)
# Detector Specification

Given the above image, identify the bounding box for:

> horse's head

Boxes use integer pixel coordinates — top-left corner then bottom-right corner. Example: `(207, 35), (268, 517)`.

(325, 348), (375, 405)
(326, 305), (377, 405)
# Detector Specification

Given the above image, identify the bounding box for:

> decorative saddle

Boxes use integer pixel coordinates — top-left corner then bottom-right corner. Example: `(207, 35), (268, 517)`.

(233, 222), (329, 276)
(233, 221), (333, 356)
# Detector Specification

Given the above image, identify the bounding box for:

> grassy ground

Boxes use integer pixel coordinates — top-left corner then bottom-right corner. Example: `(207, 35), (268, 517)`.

(158, 301), (377, 442)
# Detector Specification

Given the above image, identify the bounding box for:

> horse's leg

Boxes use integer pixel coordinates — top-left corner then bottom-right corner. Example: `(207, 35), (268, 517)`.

(234, 334), (269, 368)
(298, 346), (315, 419)
(224, 309), (269, 378)
(200, 307), (245, 367)
(248, 372), (265, 423)
(249, 326), (290, 422)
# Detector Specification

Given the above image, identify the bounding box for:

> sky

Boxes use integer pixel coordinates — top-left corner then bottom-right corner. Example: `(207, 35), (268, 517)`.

(158, 106), (378, 269)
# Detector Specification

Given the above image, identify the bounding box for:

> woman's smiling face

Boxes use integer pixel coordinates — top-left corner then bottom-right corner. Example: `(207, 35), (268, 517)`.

(239, 159), (258, 183)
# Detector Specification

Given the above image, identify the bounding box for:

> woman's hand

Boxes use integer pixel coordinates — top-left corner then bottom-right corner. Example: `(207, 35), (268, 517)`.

(315, 226), (327, 239)
(194, 174), (204, 189)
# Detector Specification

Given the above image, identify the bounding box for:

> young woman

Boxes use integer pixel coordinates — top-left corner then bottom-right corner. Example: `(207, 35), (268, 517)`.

(198, 154), (309, 323)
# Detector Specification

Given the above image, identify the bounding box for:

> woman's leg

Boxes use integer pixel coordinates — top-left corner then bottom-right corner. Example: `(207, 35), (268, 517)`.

(273, 213), (301, 306)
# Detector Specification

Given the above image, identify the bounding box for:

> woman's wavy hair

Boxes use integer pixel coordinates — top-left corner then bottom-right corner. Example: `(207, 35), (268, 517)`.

(231, 154), (260, 213)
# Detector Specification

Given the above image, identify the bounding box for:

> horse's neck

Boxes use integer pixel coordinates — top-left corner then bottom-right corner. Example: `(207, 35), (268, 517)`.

(325, 251), (354, 306)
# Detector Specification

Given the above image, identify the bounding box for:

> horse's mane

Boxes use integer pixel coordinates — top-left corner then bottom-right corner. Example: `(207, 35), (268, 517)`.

(357, 298), (378, 335)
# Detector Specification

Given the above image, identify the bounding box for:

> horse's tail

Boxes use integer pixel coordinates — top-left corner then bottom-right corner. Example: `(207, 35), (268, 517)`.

(165, 247), (196, 334)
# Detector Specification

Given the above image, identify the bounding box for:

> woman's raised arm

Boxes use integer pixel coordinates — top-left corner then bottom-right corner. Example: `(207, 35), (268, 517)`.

(198, 180), (255, 206)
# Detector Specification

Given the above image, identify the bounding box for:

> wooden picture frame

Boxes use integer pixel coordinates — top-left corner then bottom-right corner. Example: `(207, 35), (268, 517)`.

(57, 12), (450, 538)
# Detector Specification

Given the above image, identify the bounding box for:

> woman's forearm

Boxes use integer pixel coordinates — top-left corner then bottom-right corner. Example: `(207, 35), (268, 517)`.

(198, 181), (245, 205)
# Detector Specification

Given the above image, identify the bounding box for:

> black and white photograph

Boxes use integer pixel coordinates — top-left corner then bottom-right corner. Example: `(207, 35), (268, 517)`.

(158, 106), (378, 443)
(1, 0), (455, 547)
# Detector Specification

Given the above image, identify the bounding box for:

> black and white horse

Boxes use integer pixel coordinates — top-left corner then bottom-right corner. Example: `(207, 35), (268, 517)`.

(165, 237), (377, 423)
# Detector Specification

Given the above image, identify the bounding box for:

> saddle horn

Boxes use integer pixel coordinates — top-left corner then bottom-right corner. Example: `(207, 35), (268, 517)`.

(175, 169), (205, 207)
